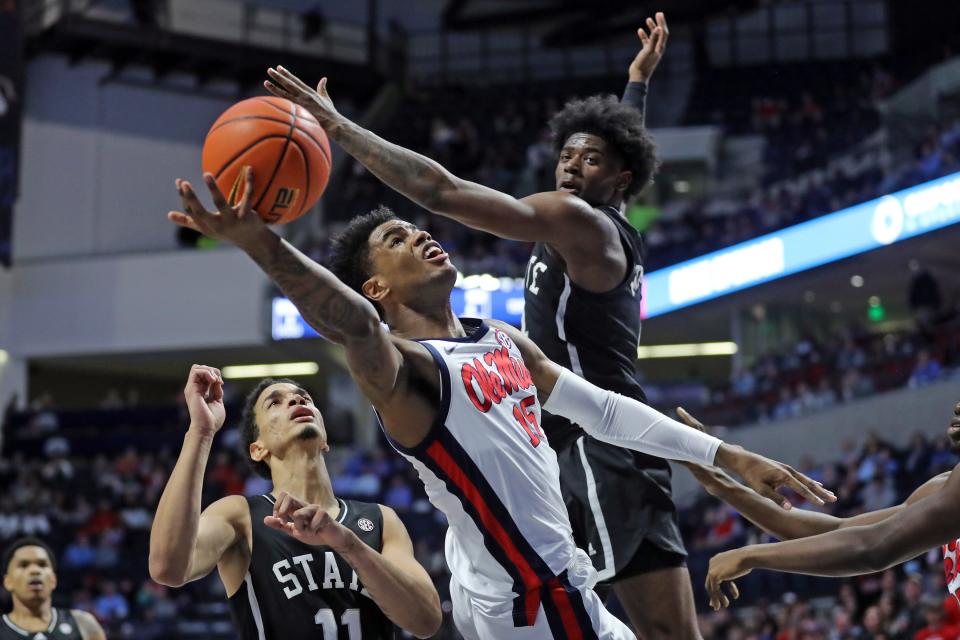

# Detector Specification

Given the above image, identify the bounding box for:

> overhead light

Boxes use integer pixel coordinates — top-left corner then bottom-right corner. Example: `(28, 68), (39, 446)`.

(637, 342), (738, 359)
(673, 180), (691, 193)
(868, 296), (881, 307)
(222, 362), (320, 379)
(0, 350), (7, 365)
(850, 275), (864, 288)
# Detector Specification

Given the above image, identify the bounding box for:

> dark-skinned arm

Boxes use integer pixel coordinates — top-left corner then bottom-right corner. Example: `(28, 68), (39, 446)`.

(705, 463), (960, 610)
(679, 408), (949, 541)
(488, 320), (836, 510)
(264, 68), (613, 253)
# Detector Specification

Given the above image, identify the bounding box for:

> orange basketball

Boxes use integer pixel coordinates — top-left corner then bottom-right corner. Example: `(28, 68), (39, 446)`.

(202, 97), (332, 224)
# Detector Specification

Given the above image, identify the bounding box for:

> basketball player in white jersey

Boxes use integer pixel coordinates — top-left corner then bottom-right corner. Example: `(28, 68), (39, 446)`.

(167, 164), (833, 638)
(690, 402), (960, 610)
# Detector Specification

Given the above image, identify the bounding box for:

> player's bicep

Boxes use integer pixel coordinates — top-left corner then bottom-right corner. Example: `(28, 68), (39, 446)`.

(185, 496), (247, 583)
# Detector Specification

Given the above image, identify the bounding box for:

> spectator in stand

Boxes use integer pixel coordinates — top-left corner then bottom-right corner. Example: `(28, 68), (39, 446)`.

(915, 601), (960, 640)
(62, 532), (96, 570)
(92, 581), (129, 622)
(911, 349), (944, 388)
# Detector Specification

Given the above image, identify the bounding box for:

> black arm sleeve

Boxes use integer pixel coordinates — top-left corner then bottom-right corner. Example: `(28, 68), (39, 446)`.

(621, 81), (648, 125)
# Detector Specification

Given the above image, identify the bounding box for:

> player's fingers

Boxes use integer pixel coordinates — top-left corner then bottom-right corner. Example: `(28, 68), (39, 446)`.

(237, 166), (255, 214)
(757, 485), (793, 510)
(263, 80), (294, 101)
(177, 181), (212, 218)
(277, 65), (313, 92)
(638, 27), (650, 46)
(168, 211), (202, 232)
(646, 17), (656, 32)
(267, 67), (309, 95)
(203, 173), (231, 214)
(310, 510), (331, 531)
(728, 581), (740, 600)
(275, 492), (293, 518)
(718, 588), (729, 609)
(263, 515), (285, 530)
(780, 471), (826, 506)
(791, 468), (836, 503)
(317, 77), (328, 96)
(649, 27), (662, 51)
(657, 11), (669, 40)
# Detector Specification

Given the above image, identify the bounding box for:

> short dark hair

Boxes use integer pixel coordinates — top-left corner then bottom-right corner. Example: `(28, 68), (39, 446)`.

(327, 206), (398, 320)
(240, 378), (305, 480)
(549, 94), (659, 199)
(3, 537), (56, 575)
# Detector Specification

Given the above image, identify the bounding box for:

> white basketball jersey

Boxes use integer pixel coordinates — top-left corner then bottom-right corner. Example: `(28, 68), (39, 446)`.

(383, 320), (578, 627)
(944, 540), (960, 598)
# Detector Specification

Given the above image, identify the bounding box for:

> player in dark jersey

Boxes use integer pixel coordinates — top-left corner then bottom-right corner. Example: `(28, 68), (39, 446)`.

(699, 401), (960, 610)
(257, 13), (741, 640)
(148, 365), (441, 639)
(1, 538), (104, 640)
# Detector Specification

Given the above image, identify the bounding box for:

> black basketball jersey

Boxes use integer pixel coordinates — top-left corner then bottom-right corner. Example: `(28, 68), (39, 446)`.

(0, 608), (82, 640)
(228, 494), (395, 640)
(523, 205), (652, 450)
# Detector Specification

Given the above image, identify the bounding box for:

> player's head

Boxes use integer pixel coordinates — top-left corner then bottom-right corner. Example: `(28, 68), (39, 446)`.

(241, 378), (328, 479)
(948, 401), (960, 451)
(328, 206), (458, 324)
(3, 538), (57, 607)
(549, 95), (658, 207)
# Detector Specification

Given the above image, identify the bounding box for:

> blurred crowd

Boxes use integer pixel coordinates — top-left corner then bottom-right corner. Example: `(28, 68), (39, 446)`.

(3, 359), (959, 638)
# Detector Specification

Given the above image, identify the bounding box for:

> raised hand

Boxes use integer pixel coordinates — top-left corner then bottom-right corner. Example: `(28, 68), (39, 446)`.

(705, 548), (747, 611)
(629, 11), (669, 83)
(168, 166), (267, 250)
(264, 66), (341, 128)
(264, 491), (356, 552)
(184, 364), (226, 437)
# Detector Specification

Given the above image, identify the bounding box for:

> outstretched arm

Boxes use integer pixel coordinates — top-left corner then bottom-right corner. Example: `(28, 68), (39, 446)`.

(490, 320), (835, 510)
(263, 68), (613, 253)
(621, 11), (669, 121)
(705, 462), (960, 610)
(678, 408), (949, 541)
(265, 493), (442, 638)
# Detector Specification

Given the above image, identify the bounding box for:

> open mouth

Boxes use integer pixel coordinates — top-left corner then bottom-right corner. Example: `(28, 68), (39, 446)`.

(28, 579), (43, 589)
(422, 241), (448, 263)
(558, 180), (580, 194)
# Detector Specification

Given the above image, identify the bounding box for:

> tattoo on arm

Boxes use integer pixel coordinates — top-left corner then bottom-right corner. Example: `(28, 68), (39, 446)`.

(331, 119), (454, 211)
(249, 232), (377, 344)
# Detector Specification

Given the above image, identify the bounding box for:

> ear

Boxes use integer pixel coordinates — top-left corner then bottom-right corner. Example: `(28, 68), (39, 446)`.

(362, 276), (389, 305)
(615, 169), (633, 194)
(49, 571), (57, 591)
(3, 574), (11, 593)
(249, 440), (269, 466)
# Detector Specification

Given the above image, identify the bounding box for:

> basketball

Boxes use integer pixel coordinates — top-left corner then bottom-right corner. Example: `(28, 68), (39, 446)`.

(201, 96), (331, 224)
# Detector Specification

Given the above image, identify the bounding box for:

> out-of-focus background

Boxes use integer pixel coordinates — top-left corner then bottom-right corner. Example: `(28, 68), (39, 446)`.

(1, 0), (959, 637)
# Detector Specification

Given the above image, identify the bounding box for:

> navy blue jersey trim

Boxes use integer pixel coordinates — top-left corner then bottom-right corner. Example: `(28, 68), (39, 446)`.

(414, 318), (490, 343)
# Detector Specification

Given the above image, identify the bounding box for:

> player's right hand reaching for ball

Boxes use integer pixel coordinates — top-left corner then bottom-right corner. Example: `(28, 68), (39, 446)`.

(168, 166), (269, 251)
(184, 364), (226, 437)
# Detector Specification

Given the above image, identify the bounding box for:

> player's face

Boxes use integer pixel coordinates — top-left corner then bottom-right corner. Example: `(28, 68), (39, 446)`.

(3, 546), (56, 606)
(948, 402), (960, 451)
(252, 383), (328, 457)
(364, 220), (458, 309)
(555, 133), (631, 206)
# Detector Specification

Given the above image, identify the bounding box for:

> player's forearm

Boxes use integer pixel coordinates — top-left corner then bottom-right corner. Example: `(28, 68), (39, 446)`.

(542, 368), (721, 464)
(621, 81), (648, 124)
(241, 227), (381, 345)
(691, 466), (841, 540)
(740, 524), (895, 577)
(149, 428), (213, 585)
(338, 535), (442, 638)
(327, 115), (458, 214)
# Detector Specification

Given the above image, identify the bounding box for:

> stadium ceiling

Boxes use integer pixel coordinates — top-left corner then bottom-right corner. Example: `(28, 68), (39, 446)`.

(441, 0), (764, 47)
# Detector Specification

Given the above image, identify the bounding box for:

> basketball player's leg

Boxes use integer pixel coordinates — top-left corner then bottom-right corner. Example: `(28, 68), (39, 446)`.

(613, 563), (701, 640)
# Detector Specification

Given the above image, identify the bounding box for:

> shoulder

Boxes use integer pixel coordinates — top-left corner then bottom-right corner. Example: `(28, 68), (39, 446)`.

(376, 504), (413, 547)
(70, 609), (105, 640)
(203, 494), (252, 534)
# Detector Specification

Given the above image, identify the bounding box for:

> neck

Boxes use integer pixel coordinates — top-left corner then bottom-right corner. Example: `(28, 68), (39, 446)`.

(10, 597), (52, 626)
(387, 298), (465, 340)
(270, 449), (338, 512)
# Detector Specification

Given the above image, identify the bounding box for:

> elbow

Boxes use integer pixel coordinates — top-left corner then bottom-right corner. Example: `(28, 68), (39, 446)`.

(148, 555), (186, 588)
(409, 603), (443, 639)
